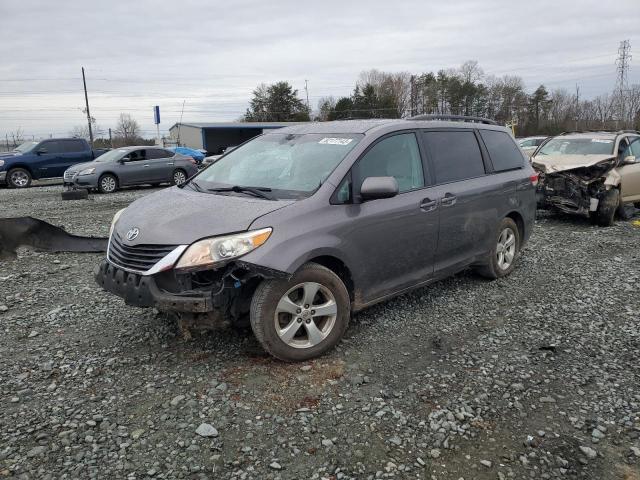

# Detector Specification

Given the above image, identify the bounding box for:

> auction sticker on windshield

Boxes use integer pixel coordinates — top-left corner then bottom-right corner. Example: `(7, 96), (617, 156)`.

(318, 138), (353, 145)
(591, 139), (613, 143)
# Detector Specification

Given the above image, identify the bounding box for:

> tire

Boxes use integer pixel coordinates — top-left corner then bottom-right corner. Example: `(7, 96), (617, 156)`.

(250, 262), (350, 362)
(98, 174), (118, 194)
(594, 189), (619, 227)
(171, 169), (187, 186)
(61, 189), (88, 201)
(7, 168), (32, 188)
(476, 217), (520, 279)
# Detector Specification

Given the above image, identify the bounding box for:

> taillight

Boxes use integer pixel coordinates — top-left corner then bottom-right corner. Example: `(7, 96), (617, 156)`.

(529, 173), (539, 186)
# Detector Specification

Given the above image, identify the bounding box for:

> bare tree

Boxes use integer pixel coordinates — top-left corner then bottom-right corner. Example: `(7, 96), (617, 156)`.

(114, 113), (141, 146)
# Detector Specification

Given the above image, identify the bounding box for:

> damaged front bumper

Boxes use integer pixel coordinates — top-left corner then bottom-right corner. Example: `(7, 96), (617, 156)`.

(536, 171), (604, 216)
(94, 259), (288, 314)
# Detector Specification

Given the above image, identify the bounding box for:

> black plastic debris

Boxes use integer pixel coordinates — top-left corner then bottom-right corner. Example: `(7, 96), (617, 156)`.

(0, 216), (107, 259)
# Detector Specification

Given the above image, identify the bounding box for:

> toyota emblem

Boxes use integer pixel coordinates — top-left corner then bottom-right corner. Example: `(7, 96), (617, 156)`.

(126, 227), (140, 241)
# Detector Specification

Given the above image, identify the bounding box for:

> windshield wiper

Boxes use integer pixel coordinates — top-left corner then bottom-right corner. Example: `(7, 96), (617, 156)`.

(207, 185), (274, 200)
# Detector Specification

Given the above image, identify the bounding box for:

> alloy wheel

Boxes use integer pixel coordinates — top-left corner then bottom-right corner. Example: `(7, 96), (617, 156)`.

(496, 227), (516, 270)
(173, 170), (186, 185)
(10, 171), (29, 187)
(274, 282), (338, 349)
(101, 176), (116, 193)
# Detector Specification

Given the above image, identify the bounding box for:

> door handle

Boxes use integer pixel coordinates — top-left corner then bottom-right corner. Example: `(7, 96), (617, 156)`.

(441, 193), (457, 206)
(143, 164), (150, 168)
(420, 198), (437, 212)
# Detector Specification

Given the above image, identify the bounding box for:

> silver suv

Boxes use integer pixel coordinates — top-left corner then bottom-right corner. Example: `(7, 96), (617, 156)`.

(96, 116), (537, 361)
(532, 131), (640, 226)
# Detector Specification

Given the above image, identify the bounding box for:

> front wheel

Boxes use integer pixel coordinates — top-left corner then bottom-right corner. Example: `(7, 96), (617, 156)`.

(476, 217), (520, 279)
(593, 189), (619, 227)
(7, 168), (32, 188)
(250, 262), (350, 362)
(98, 174), (118, 194)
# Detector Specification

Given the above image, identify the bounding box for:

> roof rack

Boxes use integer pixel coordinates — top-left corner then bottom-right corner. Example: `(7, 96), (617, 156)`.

(558, 129), (640, 136)
(407, 114), (497, 125)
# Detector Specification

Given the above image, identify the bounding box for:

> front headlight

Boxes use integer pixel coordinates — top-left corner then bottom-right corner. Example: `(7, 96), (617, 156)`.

(78, 167), (95, 175)
(0, 160), (5, 167)
(175, 228), (272, 271)
(109, 208), (125, 237)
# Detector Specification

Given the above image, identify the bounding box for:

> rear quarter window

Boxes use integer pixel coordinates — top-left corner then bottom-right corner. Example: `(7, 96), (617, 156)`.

(480, 130), (525, 172)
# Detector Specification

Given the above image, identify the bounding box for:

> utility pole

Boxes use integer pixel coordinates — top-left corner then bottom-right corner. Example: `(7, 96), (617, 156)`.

(82, 67), (94, 146)
(615, 40), (632, 128)
(5, 134), (8, 152)
(304, 80), (310, 112)
(410, 75), (417, 117)
(108, 128), (113, 148)
(575, 84), (580, 131)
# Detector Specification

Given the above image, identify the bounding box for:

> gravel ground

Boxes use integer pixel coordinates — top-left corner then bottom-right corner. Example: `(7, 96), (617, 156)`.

(1, 185), (639, 480)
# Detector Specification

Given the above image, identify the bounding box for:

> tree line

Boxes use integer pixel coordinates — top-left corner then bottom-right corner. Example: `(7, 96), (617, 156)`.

(244, 61), (640, 136)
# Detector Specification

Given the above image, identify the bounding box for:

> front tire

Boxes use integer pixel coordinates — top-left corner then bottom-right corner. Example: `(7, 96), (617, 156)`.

(477, 217), (520, 279)
(250, 262), (350, 362)
(594, 189), (618, 227)
(7, 168), (32, 188)
(98, 174), (118, 194)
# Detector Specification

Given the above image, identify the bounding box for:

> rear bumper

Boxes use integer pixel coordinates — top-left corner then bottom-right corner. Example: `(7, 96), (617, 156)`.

(94, 260), (214, 312)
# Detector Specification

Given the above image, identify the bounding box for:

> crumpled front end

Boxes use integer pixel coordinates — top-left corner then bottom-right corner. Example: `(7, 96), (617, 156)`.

(533, 158), (617, 216)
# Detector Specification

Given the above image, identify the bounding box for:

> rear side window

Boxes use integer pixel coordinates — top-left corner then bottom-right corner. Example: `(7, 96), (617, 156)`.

(62, 140), (87, 153)
(146, 149), (167, 159)
(480, 130), (524, 172)
(356, 133), (424, 193)
(423, 130), (485, 184)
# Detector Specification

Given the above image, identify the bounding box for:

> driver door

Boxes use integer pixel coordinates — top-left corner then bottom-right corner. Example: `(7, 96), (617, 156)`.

(118, 149), (148, 185)
(620, 137), (640, 203)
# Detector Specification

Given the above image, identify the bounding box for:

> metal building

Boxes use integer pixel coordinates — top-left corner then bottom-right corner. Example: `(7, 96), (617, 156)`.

(168, 122), (303, 154)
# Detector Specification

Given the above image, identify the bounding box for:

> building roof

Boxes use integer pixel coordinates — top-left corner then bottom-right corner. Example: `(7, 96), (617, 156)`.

(169, 121), (305, 130)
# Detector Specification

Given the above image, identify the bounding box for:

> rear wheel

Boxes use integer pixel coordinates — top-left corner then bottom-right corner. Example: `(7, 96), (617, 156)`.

(250, 262), (350, 362)
(7, 168), (31, 188)
(98, 174), (118, 194)
(593, 189), (619, 227)
(172, 169), (187, 186)
(476, 217), (520, 279)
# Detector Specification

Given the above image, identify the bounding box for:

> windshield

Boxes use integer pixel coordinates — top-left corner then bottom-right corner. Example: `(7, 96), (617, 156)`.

(94, 149), (128, 162)
(14, 141), (39, 153)
(537, 138), (614, 156)
(192, 133), (362, 198)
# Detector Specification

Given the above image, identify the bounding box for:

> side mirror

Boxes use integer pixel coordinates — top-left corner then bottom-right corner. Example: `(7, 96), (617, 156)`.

(623, 155), (637, 164)
(360, 176), (399, 201)
(119, 157), (128, 164)
(36, 148), (47, 155)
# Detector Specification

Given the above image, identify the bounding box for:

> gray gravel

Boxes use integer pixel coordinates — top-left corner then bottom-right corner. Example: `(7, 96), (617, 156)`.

(1, 184), (639, 479)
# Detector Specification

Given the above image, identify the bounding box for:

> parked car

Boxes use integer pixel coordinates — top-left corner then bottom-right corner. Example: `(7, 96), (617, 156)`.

(63, 146), (198, 193)
(531, 131), (640, 226)
(518, 136), (547, 157)
(0, 138), (108, 188)
(170, 147), (205, 164)
(95, 116), (537, 361)
(202, 146), (238, 168)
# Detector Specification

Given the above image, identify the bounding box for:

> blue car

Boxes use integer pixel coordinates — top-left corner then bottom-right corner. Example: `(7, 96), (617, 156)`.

(169, 147), (205, 164)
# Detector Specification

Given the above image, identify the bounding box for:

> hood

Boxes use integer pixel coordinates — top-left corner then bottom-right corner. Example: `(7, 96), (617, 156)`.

(114, 186), (295, 245)
(66, 160), (101, 172)
(531, 154), (614, 174)
(0, 152), (20, 159)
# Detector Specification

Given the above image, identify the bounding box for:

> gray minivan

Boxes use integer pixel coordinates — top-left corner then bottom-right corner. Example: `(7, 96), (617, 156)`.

(96, 117), (537, 361)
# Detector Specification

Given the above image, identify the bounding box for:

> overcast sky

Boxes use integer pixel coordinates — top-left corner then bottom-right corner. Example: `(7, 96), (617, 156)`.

(1, 0), (639, 140)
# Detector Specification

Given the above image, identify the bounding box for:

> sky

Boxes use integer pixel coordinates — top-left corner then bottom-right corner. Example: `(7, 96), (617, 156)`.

(1, 0), (639, 140)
